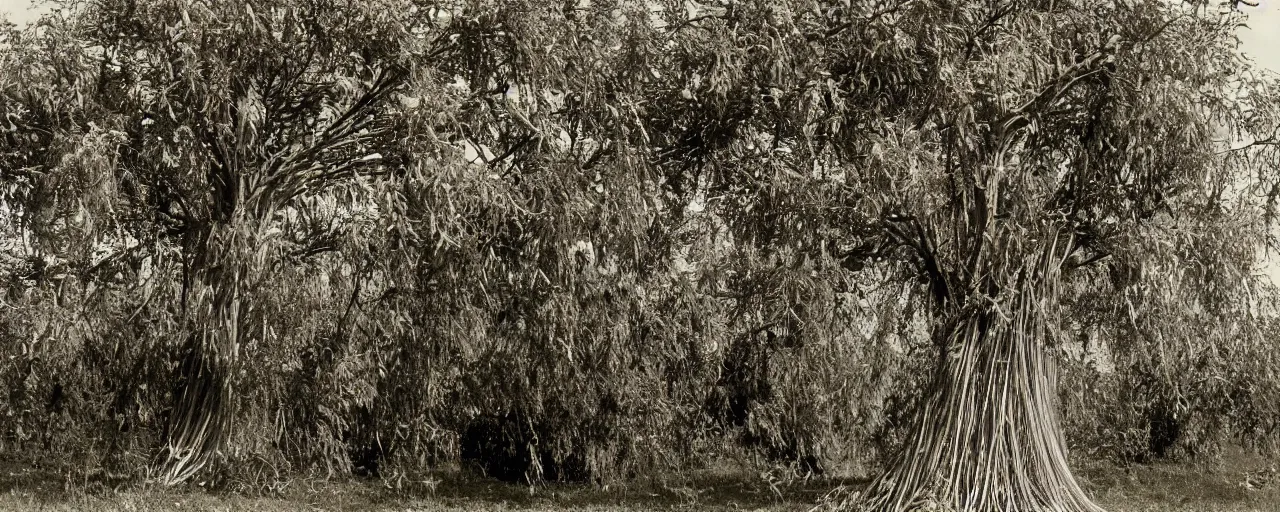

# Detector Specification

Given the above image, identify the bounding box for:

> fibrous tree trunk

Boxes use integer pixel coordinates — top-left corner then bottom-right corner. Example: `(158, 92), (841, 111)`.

(853, 233), (1102, 511)
(150, 64), (405, 484)
(156, 218), (263, 484)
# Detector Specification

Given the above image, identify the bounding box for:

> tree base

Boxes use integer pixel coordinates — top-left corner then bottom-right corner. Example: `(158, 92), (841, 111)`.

(154, 338), (232, 486)
(850, 267), (1103, 511)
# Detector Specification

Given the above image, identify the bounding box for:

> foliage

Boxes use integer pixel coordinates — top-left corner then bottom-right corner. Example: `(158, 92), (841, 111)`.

(1, 0), (1280, 503)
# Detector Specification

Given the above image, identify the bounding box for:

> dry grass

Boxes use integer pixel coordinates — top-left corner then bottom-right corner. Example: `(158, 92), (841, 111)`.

(2, 449), (1278, 511)
(1075, 447), (1280, 512)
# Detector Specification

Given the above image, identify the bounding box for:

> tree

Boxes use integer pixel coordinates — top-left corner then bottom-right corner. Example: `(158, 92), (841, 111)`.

(2, 0), (439, 482)
(821, 2), (1280, 510)
(571, 0), (1279, 509)
(556, 1), (1280, 507)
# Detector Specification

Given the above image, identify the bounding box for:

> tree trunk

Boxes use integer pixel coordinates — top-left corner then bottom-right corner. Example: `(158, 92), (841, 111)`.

(853, 237), (1103, 512)
(155, 221), (256, 484)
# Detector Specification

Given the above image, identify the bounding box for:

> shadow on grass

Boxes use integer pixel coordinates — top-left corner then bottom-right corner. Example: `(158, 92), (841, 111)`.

(319, 469), (868, 511)
(0, 450), (866, 511)
(3, 448), (1279, 512)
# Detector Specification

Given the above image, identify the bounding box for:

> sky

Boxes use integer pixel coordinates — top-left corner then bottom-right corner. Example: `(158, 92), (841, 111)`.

(0, 0), (41, 26)
(1239, 1), (1280, 72)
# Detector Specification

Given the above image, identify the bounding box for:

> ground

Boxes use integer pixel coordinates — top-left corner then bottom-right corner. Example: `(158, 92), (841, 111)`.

(1, 449), (1277, 511)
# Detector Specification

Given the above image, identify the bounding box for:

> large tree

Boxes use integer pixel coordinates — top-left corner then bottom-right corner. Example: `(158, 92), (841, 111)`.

(598, 0), (1279, 509)
(2, 0), (440, 482)
(823, 2), (1280, 510)
(559, 1), (1280, 507)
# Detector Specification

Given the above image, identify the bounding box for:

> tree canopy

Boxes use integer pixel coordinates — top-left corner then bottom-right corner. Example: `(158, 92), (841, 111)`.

(2, 0), (1280, 509)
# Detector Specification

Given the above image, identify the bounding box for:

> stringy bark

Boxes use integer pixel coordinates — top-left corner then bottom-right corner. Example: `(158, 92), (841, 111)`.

(155, 224), (256, 485)
(850, 238), (1103, 512)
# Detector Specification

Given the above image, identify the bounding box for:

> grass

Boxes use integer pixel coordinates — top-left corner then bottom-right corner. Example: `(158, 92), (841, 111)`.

(1076, 446), (1280, 512)
(1, 449), (1277, 511)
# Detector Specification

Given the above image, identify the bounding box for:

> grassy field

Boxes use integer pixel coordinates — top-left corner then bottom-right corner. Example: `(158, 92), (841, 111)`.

(1, 450), (1277, 511)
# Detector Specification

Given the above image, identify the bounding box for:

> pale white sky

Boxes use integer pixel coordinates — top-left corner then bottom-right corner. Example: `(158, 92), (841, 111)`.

(1240, 2), (1280, 72)
(0, 0), (41, 26)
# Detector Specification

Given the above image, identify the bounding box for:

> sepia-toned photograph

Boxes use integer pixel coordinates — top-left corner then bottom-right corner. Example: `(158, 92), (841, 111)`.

(1, 1), (1279, 510)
